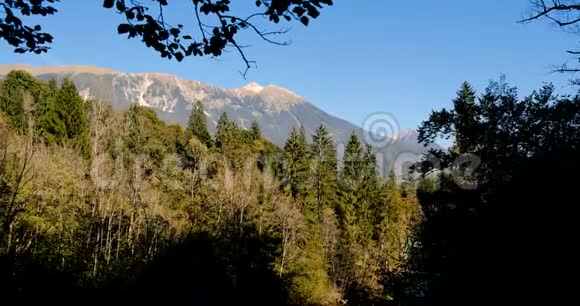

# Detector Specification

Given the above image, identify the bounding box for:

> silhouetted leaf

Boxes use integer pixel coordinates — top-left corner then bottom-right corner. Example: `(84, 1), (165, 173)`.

(293, 7), (306, 16)
(175, 52), (184, 61)
(103, 0), (114, 8)
(117, 23), (132, 34)
(125, 10), (135, 19)
(116, 1), (126, 12)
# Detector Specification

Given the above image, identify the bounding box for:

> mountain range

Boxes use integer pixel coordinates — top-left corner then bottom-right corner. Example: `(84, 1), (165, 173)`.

(0, 64), (431, 176)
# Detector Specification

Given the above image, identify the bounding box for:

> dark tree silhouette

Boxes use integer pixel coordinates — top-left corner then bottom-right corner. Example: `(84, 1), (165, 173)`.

(401, 78), (580, 305)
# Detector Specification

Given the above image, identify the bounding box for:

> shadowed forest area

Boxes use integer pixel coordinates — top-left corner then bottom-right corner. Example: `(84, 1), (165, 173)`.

(1, 69), (578, 305)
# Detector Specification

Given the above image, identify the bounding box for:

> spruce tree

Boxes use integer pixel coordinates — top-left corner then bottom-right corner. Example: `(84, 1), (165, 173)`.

(215, 112), (234, 149)
(342, 131), (364, 182)
(283, 126), (310, 198)
(186, 100), (212, 148)
(357, 144), (381, 242)
(453, 81), (478, 152)
(241, 120), (261, 144)
(36, 79), (66, 144)
(336, 135), (384, 295)
(360, 144), (381, 230)
(339, 135), (380, 238)
(214, 112), (253, 169)
(250, 120), (261, 141)
(55, 78), (90, 158)
(308, 125), (337, 220)
(338, 131), (363, 239)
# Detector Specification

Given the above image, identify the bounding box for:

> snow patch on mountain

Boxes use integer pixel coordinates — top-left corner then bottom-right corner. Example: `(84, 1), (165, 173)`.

(392, 129), (419, 141)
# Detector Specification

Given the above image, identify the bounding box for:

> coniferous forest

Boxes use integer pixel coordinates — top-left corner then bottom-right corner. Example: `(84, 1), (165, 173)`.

(1, 69), (579, 306)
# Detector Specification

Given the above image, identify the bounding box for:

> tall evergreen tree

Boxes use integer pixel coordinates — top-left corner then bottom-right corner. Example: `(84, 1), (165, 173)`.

(338, 131), (363, 239)
(342, 132), (364, 182)
(250, 120), (261, 141)
(337, 133), (383, 295)
(55, 78), (90, 157)
(36, 79), (65, 144)
(338, 134), (380, 241)
(186, 100), (212, 148)
(283, 126), (310, 198)
(215, 112), (235, 150)
(360, 144), (381, 235)
(308, 125), (337, 220)
(452, 81), (479, 152)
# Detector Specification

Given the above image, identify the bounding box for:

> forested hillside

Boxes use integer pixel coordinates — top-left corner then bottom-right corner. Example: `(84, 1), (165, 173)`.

(0, 70), (422, 305)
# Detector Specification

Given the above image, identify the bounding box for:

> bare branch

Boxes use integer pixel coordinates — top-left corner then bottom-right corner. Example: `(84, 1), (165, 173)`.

(521, 1), (580, 73)
(221, 15), (291, 46)
(520, 0), (580, 25)
(194, 1), (207, 42)
(555, 67), (580, 72)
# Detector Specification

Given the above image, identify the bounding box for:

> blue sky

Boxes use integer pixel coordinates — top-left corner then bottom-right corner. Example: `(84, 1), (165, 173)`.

(0, 0), (575, 130)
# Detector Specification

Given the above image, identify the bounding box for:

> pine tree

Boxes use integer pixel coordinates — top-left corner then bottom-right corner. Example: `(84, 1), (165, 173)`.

(335, 135), (386, 297)
(55, 78), (90, 158)
(241, 120), (262, 144)
(36, 79), (66, 144)
(186, 100), (212, 148)
(360, 144), (381, 238)
(453, 81), (478, 152)
(342, 132), (364, 183)
(338, 131), (363, 239)
(308, 125), (337, 220)
(215, 112), (252, 169)
(283, 126), (310, 198)
(250, 120), (261, 141)
(338, 134), (380, 240)
(215, 112), (234, 149)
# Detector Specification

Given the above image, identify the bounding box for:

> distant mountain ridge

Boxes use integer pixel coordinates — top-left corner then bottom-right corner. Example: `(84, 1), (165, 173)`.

(0, 64), (432, 176)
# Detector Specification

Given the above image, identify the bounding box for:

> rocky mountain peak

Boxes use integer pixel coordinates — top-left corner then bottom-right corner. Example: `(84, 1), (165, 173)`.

(238, 82), (265, 94)
(0, 64), (434, 177)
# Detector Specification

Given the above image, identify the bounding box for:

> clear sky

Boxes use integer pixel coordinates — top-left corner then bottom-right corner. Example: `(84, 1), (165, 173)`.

(0, 0), (575, 130)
